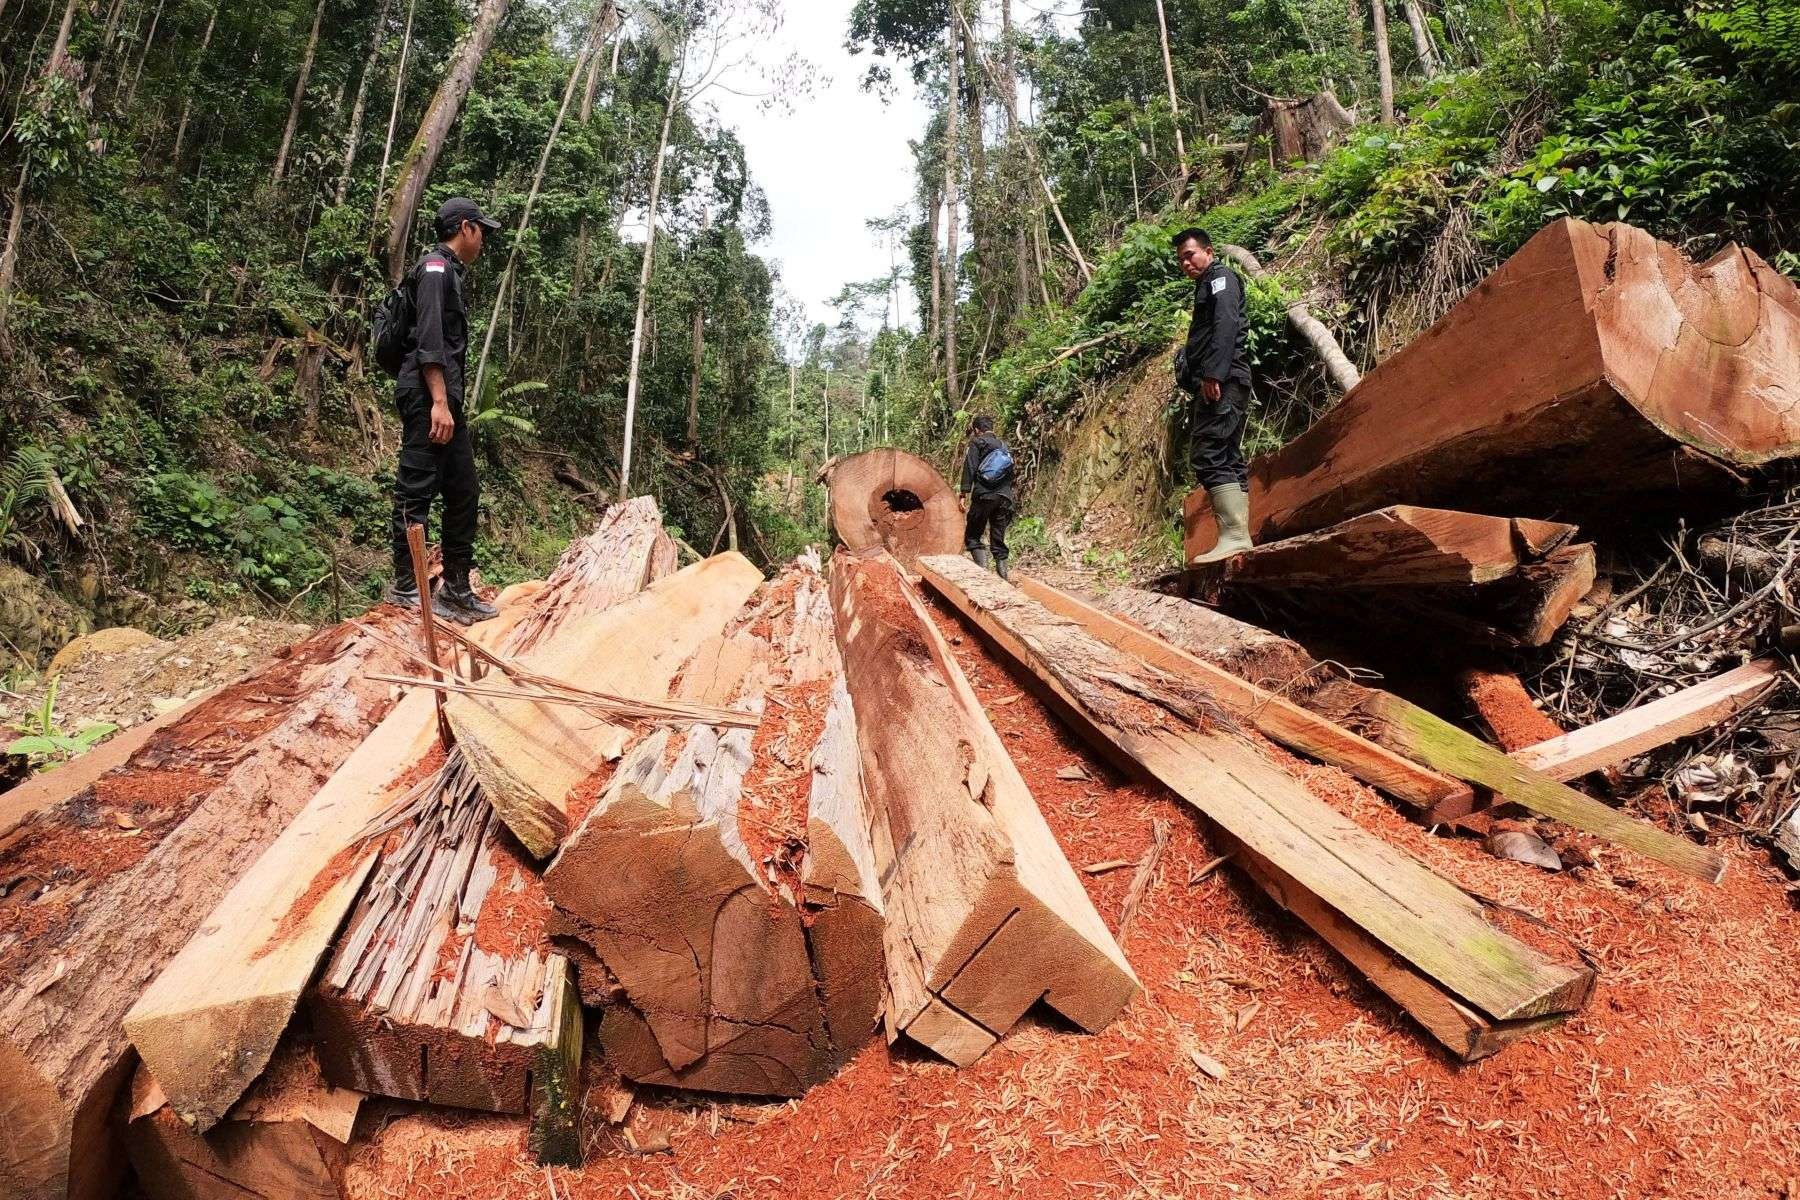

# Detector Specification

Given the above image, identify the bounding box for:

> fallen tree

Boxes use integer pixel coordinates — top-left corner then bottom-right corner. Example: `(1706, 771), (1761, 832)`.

(820, 448), (965, 570)
(831, 550), (1139, 1065)
(0, 615), (411, 1200)
(921, 556), (1595, 1059)
(1185, 218), (1800, 558)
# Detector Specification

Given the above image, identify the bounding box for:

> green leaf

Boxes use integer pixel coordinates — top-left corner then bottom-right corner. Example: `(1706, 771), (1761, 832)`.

(6, 735), (57, 757)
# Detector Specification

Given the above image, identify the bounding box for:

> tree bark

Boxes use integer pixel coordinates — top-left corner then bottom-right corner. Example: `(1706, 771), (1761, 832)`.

(1372, 0), (1396, 124)
(383, 0), (511, 283)
(925, 183), (942, 370)
(0, 0), (80, 347)
(942, 16), (960, 413)
(1403, 0), (1440, 75)
(1000, 0), (1031, 318)
(272, 0), (328, 184)
(170, 0), (219, 165)
(334, 0), (397, 204)
(619, 34), (686, 499)
(571, 3), (618, 302)
(1152, 0), (1187, 177)
(958, 14), (988, 312)
(1347, 0), (1366, 52)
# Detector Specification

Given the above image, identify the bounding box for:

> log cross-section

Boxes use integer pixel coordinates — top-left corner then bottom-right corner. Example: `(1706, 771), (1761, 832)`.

(820, 448), (965, 570)
(919, 555), (1594, 1056)
(830, 550), (1139, 1066)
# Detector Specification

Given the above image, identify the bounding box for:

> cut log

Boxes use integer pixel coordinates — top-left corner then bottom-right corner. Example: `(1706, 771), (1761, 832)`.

(1262, 89), (1355, 163)
(1016, 576), (1472, 815)
(0, 618), (411, 1200)
(1184, 218), (1800, 558)
(919, 555), (1594, 1057)
(547, 556), (883, 1096)
(1088, 585), (1727, 882)
(830, 550), (1139, 1066)
(1513, 659), (1783, 781)
(305, 746), (581, 1165)
(447, 551), (764, 858)
(126, 1037), (360, 1200)
(124, 503), (673, 1135)
(820, 448), (964, 570)
(1214, 507), (1577, 588)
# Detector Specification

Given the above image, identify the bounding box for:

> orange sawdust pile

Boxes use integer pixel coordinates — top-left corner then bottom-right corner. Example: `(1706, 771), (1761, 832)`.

(472, 833), (554, 961)
(737, 679), (830, 897)
(341, 591), (1800, 1200)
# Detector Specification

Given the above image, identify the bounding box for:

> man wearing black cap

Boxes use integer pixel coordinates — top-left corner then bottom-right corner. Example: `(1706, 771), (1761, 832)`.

(387, 197), (503, 624)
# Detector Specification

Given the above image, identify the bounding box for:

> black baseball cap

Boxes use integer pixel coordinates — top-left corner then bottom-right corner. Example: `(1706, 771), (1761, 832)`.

(435, 197), (502, 237)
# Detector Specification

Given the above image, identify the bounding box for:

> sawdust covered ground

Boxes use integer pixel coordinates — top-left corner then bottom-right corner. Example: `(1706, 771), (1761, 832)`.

(342, 595), (1800, 1200)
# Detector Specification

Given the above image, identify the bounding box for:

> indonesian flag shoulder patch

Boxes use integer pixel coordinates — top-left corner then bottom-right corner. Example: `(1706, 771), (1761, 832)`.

(425, 258), (448, 274)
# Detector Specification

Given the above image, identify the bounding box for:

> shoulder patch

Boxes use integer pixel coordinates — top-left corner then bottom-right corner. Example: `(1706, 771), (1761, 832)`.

(424, 259), (447, 274)
(1209, 275), (1228, 294)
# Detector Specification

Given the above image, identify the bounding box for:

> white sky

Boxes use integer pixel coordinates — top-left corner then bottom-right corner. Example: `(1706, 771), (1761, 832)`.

(703, 0), (931, 336)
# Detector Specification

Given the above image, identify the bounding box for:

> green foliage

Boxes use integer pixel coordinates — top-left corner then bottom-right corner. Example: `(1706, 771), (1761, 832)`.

(5, 680), (118, 773)
(137, 473), (326, 594)
(0, 446), (57, 558)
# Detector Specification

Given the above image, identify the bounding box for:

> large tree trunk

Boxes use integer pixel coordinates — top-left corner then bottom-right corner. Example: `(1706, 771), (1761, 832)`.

(0, 620), (412, 1200)
(617, 35), (685, 499)
(1261, 89), (1357, 164)
(372, 0), (421, 232)
(1372, 0), (1396, 124)
(819, 448), (964, 570)
(382, 0), (511, 283)
(941, 17), (960, 412)
(1152, 0), (1187, 177)
(1000, 0), (1031, 317)
(1183, 219), (1800, 552)
(334, 0), (397, 204)
(570, 3), (618, 301)
(1403, 0), (1441, 75)
(925, 183), (942, 369)
(272, 0), (328, 185)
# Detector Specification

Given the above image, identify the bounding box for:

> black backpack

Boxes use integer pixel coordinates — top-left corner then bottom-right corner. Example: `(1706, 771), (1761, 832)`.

(370, 268), (418, 378)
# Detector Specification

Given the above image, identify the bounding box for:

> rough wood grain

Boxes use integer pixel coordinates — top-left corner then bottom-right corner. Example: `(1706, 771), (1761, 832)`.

(1513, 659), (1782, 781)
(1216, 507), (1577, 588)
(820, 448), (964, 570)
(830, 550), (1138, 1066)
(448, 551), (763, 858)
(125, 1039), (360, 1200)
(123, 505), (674, 1135)
(1094, 585), (1728, 882)
(1016, 575), (1471, 815)
(0, 618), (409, 1200)
(920, 555), (1592, 1041)
(1185, 218), (1800, 558)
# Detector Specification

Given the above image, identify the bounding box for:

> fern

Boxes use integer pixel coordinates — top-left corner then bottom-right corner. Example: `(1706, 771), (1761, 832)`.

(0, 446), (56, 554)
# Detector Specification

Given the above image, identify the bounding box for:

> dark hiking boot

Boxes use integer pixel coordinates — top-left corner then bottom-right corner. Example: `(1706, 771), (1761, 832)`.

(995, 557), (1010, 582)
(385, 578), (421, 609)
(969, 546), (992, 570)
(433, 576), (499, 626)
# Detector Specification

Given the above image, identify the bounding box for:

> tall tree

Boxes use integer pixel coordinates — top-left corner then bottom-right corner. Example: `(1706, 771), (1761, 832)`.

(1372, 0), (1396, 124)
(372, 0), (421, 230)
(0, 0), (81, 348)
(383, 0), (513, 283)
(1001, 0), (1031, 318)
(272, 0), (329, 184)
(335, 0), (397, 204)
(171, 0), (221, 165)
(1402, 0), (1441, 75)
(1152, 0), (1188, 178)
(941, 11), (960, 412)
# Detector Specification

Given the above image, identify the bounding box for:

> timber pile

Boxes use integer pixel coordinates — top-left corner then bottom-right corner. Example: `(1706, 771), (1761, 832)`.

(819, 448), (965, 569)
(547, 553), (883, 1096)
(923, 557), (1593, 1059)
(1185, 217), (1800, 561)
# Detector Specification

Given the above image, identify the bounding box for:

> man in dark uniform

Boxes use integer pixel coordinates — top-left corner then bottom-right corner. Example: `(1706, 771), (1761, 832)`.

(958, 413), (1017, 580)
(1172, 227), (1254, 564)
(387, 197), (501, 624)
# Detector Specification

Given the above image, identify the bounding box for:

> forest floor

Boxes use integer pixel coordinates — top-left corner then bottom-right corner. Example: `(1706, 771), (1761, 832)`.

(336, 588), (1800, 1200)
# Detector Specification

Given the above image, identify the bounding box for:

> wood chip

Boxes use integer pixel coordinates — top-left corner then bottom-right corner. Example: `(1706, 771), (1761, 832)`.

(1083, 859), (1136, 875)
(1188, 855), (1230, 885)
(1056, 763), (1093, 781)
(1188, 1047), (1228, 1080)
(1233, 999), (1261, 1032)
(989, 692), (1024, 707)
(482, 984), (532, 1030)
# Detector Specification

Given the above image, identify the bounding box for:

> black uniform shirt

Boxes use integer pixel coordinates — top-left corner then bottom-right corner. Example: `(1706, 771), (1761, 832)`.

(962, 432), (1018, 503)
(1182, 259), (1252, 388)
(397, 243), (470, 407)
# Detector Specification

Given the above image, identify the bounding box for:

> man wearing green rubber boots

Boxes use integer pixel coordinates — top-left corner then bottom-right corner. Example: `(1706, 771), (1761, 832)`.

(1172, 227), (1253, 565)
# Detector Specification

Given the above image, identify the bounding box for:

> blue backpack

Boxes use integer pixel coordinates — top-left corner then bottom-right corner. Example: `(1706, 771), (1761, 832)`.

(977, 444), (1015, 486)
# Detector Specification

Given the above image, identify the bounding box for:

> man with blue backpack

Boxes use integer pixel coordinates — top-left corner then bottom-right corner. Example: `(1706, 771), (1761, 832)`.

(372, 197), (501, 624)
(958, 413), (1017, 580)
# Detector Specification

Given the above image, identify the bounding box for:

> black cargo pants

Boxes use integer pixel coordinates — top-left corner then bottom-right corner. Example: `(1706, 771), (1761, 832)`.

(390, 387), (479, 579)
(964, 494), (1015, 565)
(1190, 379), (1252, 489)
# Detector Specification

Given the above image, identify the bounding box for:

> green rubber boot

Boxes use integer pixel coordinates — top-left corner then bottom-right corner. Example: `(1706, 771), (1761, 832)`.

(1190, 483), (1253, 565)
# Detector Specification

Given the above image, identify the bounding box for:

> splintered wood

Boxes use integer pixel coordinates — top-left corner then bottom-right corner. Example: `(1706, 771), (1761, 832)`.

(123, 500), (673, 1136)
(0, 616), (410, 1200)
(546, 553), (883, 1096)
(447, 551), (765, 858)
(306, 747), (579, 1157)
(831, 550), (1139, 1067)
(1214, 507), (1578, 588)
(920, 555), (1593, 1059)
